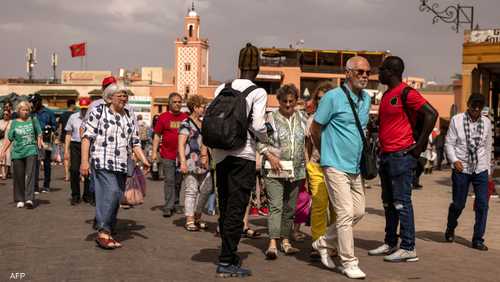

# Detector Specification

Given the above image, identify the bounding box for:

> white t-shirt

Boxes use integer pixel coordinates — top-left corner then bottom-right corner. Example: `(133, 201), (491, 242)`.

(212, 79), (268, 164)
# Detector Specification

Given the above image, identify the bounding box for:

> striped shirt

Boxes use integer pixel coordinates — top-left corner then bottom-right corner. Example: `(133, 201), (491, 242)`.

(82, 104), (140, 173)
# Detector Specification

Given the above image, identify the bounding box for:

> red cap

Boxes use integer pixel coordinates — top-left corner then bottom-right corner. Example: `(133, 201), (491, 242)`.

(102, 76), (117, 90)
(79, 97), (92, 109)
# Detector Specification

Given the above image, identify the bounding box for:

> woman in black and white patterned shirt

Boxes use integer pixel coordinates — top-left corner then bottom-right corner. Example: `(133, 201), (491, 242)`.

(81, 83), (150, 250)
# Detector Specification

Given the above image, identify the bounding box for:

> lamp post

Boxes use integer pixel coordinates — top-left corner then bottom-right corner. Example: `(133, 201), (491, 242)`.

(419, 0), (474, 33)
(26, 48), (37, 82)
(51, 53), (58, 83)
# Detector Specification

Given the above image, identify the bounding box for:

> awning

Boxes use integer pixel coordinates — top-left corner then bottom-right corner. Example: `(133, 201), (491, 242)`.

(256, 71), (283, 82)
(35, 89), (79, 97)
(88, 89), (135, 96)
(153, 97), (170, 105)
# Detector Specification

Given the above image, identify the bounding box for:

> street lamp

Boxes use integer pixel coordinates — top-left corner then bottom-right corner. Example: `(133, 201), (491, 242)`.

(26, 48), (37, 82)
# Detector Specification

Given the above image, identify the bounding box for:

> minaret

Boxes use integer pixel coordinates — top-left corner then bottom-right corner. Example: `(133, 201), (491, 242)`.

(175, 2), (209, 99)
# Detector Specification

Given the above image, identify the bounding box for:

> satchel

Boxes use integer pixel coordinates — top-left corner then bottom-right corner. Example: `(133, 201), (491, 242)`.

(340, 86), (378, 180)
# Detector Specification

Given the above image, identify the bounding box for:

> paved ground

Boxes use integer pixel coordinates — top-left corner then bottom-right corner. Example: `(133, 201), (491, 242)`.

(0, 167), (499, 282)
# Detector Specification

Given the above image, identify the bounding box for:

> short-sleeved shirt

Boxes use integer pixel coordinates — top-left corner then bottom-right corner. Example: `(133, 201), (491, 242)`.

(378, 82), (428, 153)
(59, 110), (74, 142)
(65, 112), (84, 142)
(154, 111), (188, 160)
(314, 84), (371, 174)
(8, 117), (42, 160)
(179, 118), (208, 175)
(82, 104), (140, 173)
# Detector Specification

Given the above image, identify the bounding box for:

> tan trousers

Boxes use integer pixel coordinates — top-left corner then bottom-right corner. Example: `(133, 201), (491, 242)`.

(316, 166), (365, 267)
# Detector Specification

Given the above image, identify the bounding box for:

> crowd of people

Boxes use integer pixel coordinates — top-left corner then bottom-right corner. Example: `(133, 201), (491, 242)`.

(0, 43), (496, 279)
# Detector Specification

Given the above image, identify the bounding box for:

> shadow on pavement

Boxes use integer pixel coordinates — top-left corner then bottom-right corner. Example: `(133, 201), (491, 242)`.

(365, 207), (385, 217)
(248, 217), (267, 227)
(416, 230), (471, 247)
(150, 205), (164, 212)
(36, 199), (51, 206)
(354, 237), (384, 251)
(191, 248), (251, 265)
(84, 218), (148, 243)
(434, 177), (452, 187)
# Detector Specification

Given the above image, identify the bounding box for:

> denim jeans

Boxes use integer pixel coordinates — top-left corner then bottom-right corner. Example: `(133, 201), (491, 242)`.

(379, 151), (417, 251)
(93, 168), (127, 233)
(447, 170), (489, 245)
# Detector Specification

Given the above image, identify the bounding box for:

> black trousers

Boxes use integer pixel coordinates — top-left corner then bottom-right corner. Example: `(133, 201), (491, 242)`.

(70, 142), (91, 200)
(216, 156), (255, 265)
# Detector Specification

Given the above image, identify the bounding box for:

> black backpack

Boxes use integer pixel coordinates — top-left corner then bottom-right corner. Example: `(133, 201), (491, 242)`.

(202, 83), (258, 150)
(401, 86), (427, 148)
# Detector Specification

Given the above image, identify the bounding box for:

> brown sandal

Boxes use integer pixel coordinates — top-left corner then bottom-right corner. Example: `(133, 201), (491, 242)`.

(95, 233), (119, 249)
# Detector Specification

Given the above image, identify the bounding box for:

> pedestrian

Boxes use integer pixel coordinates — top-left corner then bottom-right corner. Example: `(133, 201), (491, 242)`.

(29, 94), (56, 193)
(305, 80), (336, 260)
(137, 114), (149, 151)
(150, 114), (161, 181)
(152, 92), (188, 217)
(369, 56), (437, 262)
(206, 43), (268, 278)
(258, 84), (307, 260)
(310, 56), (372, 279)
(59, 99), (76, 182)
(444, 94), (493, 251)
(80, 81), (150, 250)
(0, 101), (42, 209)
(435, 126), (447, 170)
(64, 97), (93, 206)
(0, 108), (13, 179)
(292, 182), (311, 242)
(178, 95), (212, 231)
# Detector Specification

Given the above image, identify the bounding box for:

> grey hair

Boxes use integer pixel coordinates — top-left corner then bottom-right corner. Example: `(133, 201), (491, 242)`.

(345, 56), (370, 70)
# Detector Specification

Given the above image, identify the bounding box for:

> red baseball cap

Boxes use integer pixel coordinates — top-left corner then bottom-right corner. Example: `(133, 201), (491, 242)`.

(79, 97), (92, 109)
(102, 76), (117, 90)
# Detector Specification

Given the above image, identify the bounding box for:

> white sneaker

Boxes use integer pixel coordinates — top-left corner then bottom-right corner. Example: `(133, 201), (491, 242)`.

(16, 202), (24, 208)
(383, 248), (419, 262)
(343, 265), (366, 279)
(368, 243), (397, 256)
(25, 200), (34, 209)
(34, 191), (40, 195)
(312, 239), (336, 269)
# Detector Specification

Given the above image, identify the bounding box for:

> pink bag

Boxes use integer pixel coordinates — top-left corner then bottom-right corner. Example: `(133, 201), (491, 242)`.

(122, 167), (147, 206)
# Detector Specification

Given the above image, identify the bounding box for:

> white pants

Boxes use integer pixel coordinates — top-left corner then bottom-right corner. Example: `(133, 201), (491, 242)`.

(316, 167), (365, 267)
(183, 172), (213, 217)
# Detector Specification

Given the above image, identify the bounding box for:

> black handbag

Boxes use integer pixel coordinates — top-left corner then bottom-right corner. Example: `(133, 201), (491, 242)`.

(340, 86), (378, 180)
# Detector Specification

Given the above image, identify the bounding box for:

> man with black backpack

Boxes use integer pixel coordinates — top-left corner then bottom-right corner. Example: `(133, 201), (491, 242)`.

(369, 56), (437, 262)
(202, 43), (267, 278)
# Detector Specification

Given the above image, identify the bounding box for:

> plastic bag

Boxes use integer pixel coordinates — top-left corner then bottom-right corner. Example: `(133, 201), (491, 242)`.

(122, 166), (147, 206)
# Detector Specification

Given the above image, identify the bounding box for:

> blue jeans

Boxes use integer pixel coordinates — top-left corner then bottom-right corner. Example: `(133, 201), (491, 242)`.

(447, 170), (489, 245)
(93, 168), (127, 233)
(379, 151), (417, 251)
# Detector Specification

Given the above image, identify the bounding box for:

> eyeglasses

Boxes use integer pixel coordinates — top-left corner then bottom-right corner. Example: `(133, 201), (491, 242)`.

(350, 69), (371, 76)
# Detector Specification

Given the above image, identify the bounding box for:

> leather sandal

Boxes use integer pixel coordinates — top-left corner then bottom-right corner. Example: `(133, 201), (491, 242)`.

(265, 247), (278, 260)
(95, 232), (119, 250)
(185, 221), (199, 232)
(281, 241), (299, 255)
(242, 228), (260, 239)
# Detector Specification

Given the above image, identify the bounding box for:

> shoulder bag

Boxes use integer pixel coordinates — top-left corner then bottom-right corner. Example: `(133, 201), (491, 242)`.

(340, 86), (377, 180)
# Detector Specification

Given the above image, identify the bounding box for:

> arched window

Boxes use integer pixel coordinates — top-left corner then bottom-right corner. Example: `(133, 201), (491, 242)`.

(189, 25), (193, 38)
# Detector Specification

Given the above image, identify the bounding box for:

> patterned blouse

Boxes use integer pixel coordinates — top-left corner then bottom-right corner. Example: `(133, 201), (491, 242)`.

(178, 118), (207, 175)
(82, 104), (140, 173)
(258, 110), (307, 181)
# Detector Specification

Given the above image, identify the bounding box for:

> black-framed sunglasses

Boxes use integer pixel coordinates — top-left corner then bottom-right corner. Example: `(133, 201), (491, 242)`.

(350, 69), (371, 76)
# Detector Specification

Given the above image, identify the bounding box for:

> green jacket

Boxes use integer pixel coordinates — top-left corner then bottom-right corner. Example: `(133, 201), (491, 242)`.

(258, 110), (307, 181)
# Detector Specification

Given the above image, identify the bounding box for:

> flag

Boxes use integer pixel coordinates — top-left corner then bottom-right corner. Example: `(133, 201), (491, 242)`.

(69, 42), (86, 57)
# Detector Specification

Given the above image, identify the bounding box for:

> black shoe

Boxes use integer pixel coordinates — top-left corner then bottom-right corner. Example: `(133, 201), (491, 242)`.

(175, 207), (184, 214)
(70, 198), (80, 206)
(472, 243), (488, 251)
(82, 196), (90, 203)
(163, 209), (172, 217)
(445, 228), (454, 242)
(216, 263), (252, 278)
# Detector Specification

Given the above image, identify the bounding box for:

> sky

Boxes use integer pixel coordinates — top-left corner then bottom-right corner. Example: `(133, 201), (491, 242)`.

(1, 0), (499, 84)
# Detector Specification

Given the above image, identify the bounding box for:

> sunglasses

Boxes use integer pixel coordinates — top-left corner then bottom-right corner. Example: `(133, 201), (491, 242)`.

(350, 69), (371, 76)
